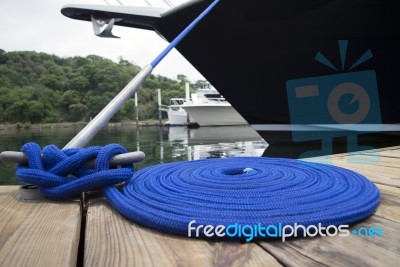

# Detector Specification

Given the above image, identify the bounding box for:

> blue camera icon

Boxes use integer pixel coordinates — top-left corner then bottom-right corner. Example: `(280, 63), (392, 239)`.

(286, 70), (382, 142)
(285, 40), (383, 162)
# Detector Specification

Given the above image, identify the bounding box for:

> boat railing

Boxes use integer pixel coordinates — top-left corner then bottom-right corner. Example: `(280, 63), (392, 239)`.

(170, 98), (186, 106)
(192, 97), (227, 105)
(159, 98), (186, 112)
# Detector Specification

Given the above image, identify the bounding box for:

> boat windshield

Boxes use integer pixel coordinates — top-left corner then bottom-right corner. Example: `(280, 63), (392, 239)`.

(170, 98), (185, 105)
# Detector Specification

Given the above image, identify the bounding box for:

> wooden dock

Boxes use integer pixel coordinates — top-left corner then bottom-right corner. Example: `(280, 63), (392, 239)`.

(1, 146), (399, 266)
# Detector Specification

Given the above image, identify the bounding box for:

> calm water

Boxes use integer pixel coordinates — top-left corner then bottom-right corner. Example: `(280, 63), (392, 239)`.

(0, 125), (268, 185)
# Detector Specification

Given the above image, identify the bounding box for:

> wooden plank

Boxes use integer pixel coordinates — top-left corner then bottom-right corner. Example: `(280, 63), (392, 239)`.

(301, 159), (400, 188)
(303, 147), (400, 187)
(331, 163), (399, 187)
(357, 146), (400, 153)
(0, 186), (81, 267)
(258, 216), (400, 267)
(84, 198), (282, 267)
(305, 146), (400, 161)
(310, 146), (400, 161)
(362, 149), (400, 159)
(326, 147), (400, 167)
(333, 160), (399, 175)
(372, 146), (400, 152)
(259, 146), (400, 267)
(84, 146), (400, 266)
(374, 184), (400, 223)
(334, 153), (400, 168)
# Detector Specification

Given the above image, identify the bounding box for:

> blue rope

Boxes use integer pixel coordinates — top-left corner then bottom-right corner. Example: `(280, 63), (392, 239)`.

(16, 143), (380, 239)
(151, 0), (221, 68)
(17, 143), (133, 200)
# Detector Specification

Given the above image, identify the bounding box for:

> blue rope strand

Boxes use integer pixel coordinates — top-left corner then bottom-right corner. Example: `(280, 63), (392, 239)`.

(17, 143), (133, 200)
(16, 143), (380, 238)
(150, 0), (221, 68)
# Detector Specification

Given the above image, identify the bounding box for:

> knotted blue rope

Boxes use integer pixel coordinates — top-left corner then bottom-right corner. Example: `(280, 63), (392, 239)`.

(17, 142), (134, 200)
(16, 143), (380, 239)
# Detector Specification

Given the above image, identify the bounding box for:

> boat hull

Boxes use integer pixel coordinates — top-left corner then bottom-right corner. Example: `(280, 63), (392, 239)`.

(154, 0), (400, 155)
(61, 0), (400, 157)
(166, 108), (194, 126)
(182, 104), (248, 126)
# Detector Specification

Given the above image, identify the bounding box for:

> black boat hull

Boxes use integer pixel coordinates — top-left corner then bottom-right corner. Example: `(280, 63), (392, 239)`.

(154, 0), (400, 157)
(62, 0), (400, 158)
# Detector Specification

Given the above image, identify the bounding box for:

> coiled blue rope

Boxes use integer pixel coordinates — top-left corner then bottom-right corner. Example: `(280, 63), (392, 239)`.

(16, 143), (380, 238)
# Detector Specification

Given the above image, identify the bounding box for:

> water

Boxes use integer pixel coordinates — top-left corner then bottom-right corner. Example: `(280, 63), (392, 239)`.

(0, 125), (268, 185)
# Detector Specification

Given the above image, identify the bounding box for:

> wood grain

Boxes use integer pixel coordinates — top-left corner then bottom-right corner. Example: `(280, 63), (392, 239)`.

(260, 147), (400, 267)
(334, 154), (400, 169)
(259, 216), (400, 267)
(374, 184), (400, 223)
(84, 198), (282, 267)
(1, 146), (398, 267)
(0, 186), (81, 267)
(304, 150), (400, 187)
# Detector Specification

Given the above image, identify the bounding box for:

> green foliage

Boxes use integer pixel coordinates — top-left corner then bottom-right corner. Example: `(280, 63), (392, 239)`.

(61, 90), (82, 109)
(194, 80), (210, 89)
(68, 103), (88, 121)
(0, 49), (7, 64)
(0, 49), (195, 124)
(177, 74), (188, 84)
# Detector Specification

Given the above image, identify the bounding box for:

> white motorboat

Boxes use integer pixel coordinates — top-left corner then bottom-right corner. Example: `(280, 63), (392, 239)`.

(181, 88), (248, 126)
(163, 87), (247, 126)
(162, 98), (194, 126)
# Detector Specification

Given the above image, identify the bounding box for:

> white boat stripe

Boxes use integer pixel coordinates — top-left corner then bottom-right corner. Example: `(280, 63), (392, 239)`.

(251, 124), (400, 132)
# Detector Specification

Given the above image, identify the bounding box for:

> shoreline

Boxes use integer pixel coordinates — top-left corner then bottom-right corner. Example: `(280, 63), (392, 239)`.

(0, 120), (169, 131)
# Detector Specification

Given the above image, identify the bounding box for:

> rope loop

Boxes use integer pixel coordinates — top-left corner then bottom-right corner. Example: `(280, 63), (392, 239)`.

(104, 157), (380, 237)
(16, 142), (134, 199)
(16, 143), (380, 240)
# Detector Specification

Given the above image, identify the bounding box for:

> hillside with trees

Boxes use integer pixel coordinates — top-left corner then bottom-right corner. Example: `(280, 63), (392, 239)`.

(0, 49), (204, 124)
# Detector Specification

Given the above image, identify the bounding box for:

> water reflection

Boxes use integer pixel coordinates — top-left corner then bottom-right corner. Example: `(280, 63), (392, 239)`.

(0, 125), (268, 184)
(167, 126), (268, 160)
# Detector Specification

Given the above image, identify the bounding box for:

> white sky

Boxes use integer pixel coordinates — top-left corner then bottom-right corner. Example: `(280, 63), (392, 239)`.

(0, 0), (206, 82)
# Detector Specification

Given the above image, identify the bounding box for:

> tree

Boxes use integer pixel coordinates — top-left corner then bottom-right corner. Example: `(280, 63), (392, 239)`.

(61, 90), (81, 110)
(26, 100), (47, 123)
(69, 75), (89, 91)
(73, 56), (90, 67)
(0, 65), (21, 86)
(177, 74), (188, 84)
(0, 50), (197, 123)
(118, 57), (133, 66)
(194, 80), (210, 89)
(68, 103), (88, 121)
(7, 100), (29, 122)
(86, 95), (111, 119)
(0, 49), (7, 64)
(117, 99), (135, 121)
(39, 74), (63, 90)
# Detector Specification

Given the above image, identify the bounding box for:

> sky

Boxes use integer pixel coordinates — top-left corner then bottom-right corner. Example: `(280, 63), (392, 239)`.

(0, 0), (206, 82)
